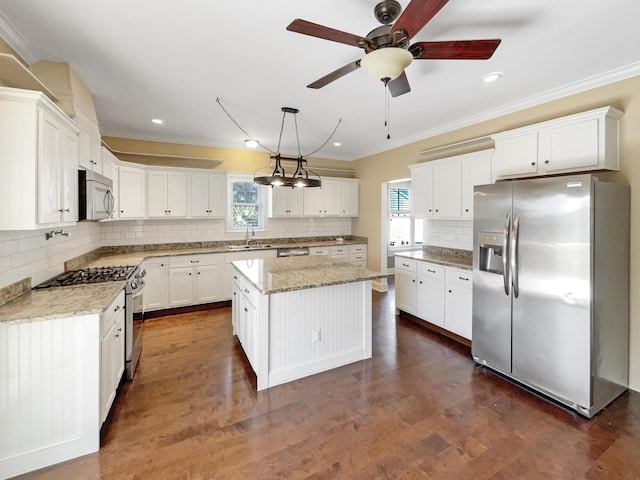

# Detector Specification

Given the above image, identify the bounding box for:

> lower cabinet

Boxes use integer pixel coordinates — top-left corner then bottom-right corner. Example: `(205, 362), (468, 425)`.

(169, 254), (222, 307)
(100, 291), (125, 425)
(143, 257), (170, 311)
(395, 256), (472, 341)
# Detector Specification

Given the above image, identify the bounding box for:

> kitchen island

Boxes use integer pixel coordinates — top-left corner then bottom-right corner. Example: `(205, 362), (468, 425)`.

(232, 255), (384, 390)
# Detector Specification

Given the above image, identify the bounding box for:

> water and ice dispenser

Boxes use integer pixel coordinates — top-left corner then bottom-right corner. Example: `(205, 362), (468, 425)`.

(478, 231), (505, 275)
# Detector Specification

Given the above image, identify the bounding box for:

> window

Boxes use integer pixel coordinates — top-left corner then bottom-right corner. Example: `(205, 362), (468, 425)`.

(228, 175), (265, 231)
(388, 184), (423, 248)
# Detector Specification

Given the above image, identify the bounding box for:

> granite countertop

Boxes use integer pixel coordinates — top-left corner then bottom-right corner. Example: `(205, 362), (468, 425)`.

(233, 255), (385, 295)
(0, 282), (124, 325)
(394, 248), (472, 270)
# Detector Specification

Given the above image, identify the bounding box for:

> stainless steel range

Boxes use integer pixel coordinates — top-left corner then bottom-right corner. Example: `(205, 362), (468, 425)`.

(36, 265), (146, 380)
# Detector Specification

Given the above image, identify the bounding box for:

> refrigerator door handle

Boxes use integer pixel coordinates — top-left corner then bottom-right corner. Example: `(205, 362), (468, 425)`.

(511, 214), (520, 298)
(503, 213), (511, 296)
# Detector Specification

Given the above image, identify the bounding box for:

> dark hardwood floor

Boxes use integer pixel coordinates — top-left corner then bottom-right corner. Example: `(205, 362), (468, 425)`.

(18, 286), (640, 479)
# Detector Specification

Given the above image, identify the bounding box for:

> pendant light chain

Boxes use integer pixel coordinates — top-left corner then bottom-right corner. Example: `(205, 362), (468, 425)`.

(276, 110), (287, 154)
(293, 113), (301, 157)
(216, 97), (277, 154)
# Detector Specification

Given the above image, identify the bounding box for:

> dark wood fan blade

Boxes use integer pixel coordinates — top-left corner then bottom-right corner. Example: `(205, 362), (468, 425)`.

(307, 60), (361, 89)
(411, 39), (501, 59)
(392, 0), (450, 41)
(388, 72), (411, 97)
(287, 19), (368, 48)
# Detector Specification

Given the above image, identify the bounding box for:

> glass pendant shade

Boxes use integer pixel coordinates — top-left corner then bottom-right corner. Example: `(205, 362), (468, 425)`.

(360, 47), (413, 81)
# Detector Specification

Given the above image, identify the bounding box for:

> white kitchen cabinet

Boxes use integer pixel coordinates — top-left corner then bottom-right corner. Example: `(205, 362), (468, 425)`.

(395, 255), (473, 341)
(147, 170), (187, 218)
(432, 162), (461, 218)
(0, 88), (80, 230)
(100, 291), (125, 425)
(76, 108), (102, 172)
(461, 153), (492, 218)
(309, 246), (330, 255)
(303, 178), (359, 217)
(268, 186), (303, 217)
(223, 249), (277, 300)
(445, 268), (472, 340)
(169, 254), (222, 307)
(394, 257), (417, 314)
(348, 244), (367, 267)
(410, 164), (433, 218)
(492, 106), (622, 180)
(189, 172), (226, 217)
(118, 165), (146, 218)
(143, 257), (170, 311)
(416, 263), (445, 328)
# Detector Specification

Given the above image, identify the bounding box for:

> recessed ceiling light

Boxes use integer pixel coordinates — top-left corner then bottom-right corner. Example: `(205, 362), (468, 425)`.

(482, 72), (503, 83)
(333, 142), (342, 147)
(151, 118), (165, 125)
(244, 139), (258, 148)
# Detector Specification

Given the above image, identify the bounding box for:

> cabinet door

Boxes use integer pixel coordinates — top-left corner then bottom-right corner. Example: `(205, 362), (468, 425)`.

(322, 180), (341, 216)
(269, 187), (290, 217)
(433, 161), (461, 218)
(114, 308), (125, 384)
(100, 320), (116, 424)
(303, 187), (324, 216)
(208, 174), (227, 217)
(287, 188), (304, 216)
(61, 126), (78, 222)
(37, 109), (62, 224)
(143, 258), (170, 311)
(101, 150), (119, 219)
(461, 155), (492, 219)
(119, 166), (146, 218)
(76, 109), (101, 172)
(445, 283), (472, 340)
(190, 173), (210, 217)
(232, 281), (242, 337)
(417, 275), (445, 327)
(411, 165), (433, 218)
(494, 132), (539, 178)
(540, 118), (599, 173)
(167, 172), (187, 217)
(340, 181), (359, 216)
(169, 267), (195, 306)
(395, 269), (417, 314)
(147, 171), (169, 217)
(195, 263), (221, 304)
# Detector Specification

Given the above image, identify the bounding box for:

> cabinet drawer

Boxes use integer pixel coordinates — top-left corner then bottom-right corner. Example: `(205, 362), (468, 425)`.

(395, 257), (417, 273)
(349, 253), (366, 263)
(330, 245), (349, 255)
(170, 253), (220, 268)
(417, 262), (445, 280)
(309, 247), (330, 255)
(241, 278), (259, 306)
(101, 290), (125, 336)
(446, 268), (472, 286)
(349, 244), (367, 254)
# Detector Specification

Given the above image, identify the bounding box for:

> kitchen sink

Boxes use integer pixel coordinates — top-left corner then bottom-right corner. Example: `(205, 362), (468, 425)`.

(226, 244), (274, 251)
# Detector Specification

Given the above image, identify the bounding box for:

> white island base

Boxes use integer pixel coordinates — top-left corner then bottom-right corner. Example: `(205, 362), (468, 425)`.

(232, 256), (379, 390)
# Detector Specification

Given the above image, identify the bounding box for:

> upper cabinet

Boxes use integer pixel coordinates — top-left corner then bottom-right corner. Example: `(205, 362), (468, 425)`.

(189, 172), (226, 218)
(75, 108), (102, 172)
(303, 178), (359, 217)
(268, 187), (303, 217)
(492, 106), (622, 180)
(118, 164), (146, 219)
(147, 170), (187, 218)
(409, 150), (493, 221)
(0, 87), (79, 230)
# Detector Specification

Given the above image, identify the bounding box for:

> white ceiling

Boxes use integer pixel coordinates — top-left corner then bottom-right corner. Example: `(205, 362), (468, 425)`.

(1, 0), (639, 161)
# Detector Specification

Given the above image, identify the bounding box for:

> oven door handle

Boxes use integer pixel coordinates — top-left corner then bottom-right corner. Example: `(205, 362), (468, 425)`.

(131, 283), (145, 298)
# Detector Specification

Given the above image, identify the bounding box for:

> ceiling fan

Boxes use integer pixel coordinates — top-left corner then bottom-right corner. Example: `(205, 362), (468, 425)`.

(287, 0), (502, 97)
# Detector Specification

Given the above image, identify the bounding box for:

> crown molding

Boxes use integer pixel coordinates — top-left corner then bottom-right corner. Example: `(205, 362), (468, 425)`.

(0, 11), (39, 64)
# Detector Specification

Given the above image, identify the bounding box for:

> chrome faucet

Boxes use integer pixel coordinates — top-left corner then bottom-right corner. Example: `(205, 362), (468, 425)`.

(245, 225), (255, 246)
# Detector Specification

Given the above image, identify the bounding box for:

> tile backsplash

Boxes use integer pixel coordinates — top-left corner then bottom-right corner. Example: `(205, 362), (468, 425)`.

(0, 217), (354, 289)
(424, 219), (473, 251)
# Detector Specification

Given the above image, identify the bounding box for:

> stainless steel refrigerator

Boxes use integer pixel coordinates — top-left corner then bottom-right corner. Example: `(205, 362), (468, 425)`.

(472, 174), (629, 417)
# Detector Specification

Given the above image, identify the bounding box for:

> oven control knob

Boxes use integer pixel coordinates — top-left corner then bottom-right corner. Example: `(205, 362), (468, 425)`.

(137, 269), (147, 278)
(130, 279), (140, 290)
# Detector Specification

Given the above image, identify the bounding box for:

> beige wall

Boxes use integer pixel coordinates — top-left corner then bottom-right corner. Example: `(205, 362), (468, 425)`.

(351, 74), (640, 390)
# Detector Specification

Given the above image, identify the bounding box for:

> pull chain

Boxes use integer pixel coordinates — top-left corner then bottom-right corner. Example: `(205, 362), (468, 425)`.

(383, 78), (391, 140)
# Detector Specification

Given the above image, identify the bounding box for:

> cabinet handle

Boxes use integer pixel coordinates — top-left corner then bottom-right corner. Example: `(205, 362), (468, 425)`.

(402, 263), (409, 267)
(531, 162), (536, 166)
(58, 208), (70, 213)
(191, 260), (200, 263)
(198, 271), (201, 275)
(448, 290), (452, 293)
(427, 269), (436, 273)
(161, 264), (165, 267)
(233, 275), (238, 280)
(121, 210), (124, 213)
(114, 305), (121, 312)
(428, 209), (432, 212)
(435, 209), (439, 212)
(244, 307), (249, 312)
(419, 280), (423, 284)
(189, 272), (192, 276)
(545, 160), (550, 164)
(115, 333), (119, 338)
(244, 288), (250, 294)
(465, 209), (469, 212)
(459, 276), (470, 281)
(412, 279), (415, 283)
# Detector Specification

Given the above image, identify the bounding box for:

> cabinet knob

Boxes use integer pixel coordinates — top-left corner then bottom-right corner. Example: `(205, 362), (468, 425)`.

(121, 210), (124, 213)
(531, 162), (536, 166)
(189, 272), (192, 276)
(544, 160), (550, 164)
(419, 280), (423, 284)
(412, 279), (415, 283)
(114, 305), (121, 312)
(428, 209), (432, 212)
(448, 290), (452, 293)
(197, 271), (201, 275)
(435, 209), (439, 212)
(465, 209), (469, 212)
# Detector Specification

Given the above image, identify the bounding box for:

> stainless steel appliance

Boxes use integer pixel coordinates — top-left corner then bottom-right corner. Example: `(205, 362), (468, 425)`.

(36, 265), (146, 380)
(276, 247), (309, 257)
(78, 169), (115, 221)
(472, 174), (629, 417)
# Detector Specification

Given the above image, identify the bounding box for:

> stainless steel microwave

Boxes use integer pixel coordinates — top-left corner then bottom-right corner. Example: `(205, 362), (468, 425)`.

(78, 169), (115, 221)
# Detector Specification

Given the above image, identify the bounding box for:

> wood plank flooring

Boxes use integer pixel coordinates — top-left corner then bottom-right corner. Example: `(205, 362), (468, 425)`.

(18, 287), (640, 479)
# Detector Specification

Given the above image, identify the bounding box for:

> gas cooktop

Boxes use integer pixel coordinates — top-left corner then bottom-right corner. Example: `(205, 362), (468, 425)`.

(35, 266), (137, 288)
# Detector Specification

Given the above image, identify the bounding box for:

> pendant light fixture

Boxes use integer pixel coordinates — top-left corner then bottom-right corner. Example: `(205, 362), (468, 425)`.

(216, 98), (341, 188)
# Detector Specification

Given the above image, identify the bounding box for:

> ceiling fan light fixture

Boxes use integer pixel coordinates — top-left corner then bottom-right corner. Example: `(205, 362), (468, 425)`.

(360, 47), (413, 82)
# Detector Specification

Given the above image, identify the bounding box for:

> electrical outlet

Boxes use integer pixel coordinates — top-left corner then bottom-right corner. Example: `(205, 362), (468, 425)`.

(312, 329), (321, 343)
